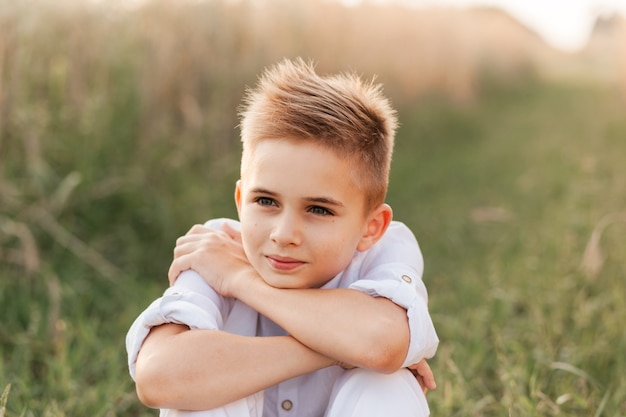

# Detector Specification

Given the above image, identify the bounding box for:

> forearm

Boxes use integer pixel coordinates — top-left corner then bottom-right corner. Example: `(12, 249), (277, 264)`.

(235, 278), (410, 372)
(135, 323), (334, 410)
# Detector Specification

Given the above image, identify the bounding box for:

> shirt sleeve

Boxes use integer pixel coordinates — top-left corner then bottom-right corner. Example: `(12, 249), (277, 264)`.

(348, 221), (439, 367)
(126, 218), (240, 379)
(125, 269), (229, 380)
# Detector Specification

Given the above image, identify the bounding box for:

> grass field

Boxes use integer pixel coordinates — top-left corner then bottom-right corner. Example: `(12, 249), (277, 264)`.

(391, 80), (626, 416)
(1, 1), (625, 416)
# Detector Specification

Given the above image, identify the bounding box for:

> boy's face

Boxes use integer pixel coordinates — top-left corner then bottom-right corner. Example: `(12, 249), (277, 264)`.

(235, 138), (373, 289)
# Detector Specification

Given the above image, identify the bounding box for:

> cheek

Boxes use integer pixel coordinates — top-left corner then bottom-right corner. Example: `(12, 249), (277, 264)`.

(319, 236), (356, 269)
(241, 221), (266, 256)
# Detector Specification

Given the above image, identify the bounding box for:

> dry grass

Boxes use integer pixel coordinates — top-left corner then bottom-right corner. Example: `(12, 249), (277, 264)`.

(2, 0), (622, 146)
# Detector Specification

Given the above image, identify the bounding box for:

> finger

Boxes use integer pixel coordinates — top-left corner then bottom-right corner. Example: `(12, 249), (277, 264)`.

(420, 381), (428, 395)
(168, 256), (191, 285)
(173, 238), (205, 260)
(415, 360), (437, 390)
(176, 227), (218, 247)
(411, 369), (428, 394)
(174, 235), (203, 255)
(221, 222), (242, 243)
(168, 262), (180, 286)
(173, 229), (229, 259)
(185, 224), (214, 236)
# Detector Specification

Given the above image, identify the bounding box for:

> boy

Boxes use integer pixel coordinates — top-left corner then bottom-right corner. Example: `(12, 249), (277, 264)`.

(126, 58), (439, 416)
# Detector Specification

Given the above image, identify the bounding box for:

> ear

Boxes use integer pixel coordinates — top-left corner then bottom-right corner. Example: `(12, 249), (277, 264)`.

(234, 179), (243, 216)
(356, 203), (393, 252)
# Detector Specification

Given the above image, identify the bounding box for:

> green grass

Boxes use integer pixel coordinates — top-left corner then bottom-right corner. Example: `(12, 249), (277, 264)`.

(3, 77), (624, 416)
(1, 4), (625, 415)
(389, 80), (626, 416)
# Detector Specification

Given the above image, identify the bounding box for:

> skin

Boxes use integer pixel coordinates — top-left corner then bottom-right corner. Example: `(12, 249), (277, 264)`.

(134, 138), (435, 411)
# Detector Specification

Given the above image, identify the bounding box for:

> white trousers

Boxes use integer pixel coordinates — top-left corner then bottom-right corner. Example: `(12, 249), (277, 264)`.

(160, 368), (429, 417)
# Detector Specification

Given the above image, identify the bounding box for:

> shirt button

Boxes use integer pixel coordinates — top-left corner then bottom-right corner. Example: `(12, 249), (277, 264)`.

(281, 399), (293, 411)
(401, 274), (412, 283)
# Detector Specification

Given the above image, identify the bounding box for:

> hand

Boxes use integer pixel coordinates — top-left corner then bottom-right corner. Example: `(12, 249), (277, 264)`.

(408, 359), (436, 394)
(168, 223), (257, 297)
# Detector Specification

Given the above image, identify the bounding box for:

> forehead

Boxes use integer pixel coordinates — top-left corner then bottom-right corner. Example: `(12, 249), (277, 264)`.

(241, 139), (365, 202)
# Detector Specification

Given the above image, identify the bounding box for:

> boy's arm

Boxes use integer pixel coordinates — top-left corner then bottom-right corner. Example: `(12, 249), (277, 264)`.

(126, 270), (336, 410)
(234, 279), (410, 372)
(135, 323), (334, 410)
(170, 223), (436, 373)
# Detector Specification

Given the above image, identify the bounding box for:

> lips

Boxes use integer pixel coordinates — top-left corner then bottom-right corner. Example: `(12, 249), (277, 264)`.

(266, 255), (305, 271)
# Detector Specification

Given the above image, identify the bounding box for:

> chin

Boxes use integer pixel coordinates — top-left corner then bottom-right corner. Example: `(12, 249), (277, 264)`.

(260, 274), (296, 289)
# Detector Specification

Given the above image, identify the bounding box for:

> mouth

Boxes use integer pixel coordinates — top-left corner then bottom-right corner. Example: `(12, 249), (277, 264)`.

(265, 255), (305, 271)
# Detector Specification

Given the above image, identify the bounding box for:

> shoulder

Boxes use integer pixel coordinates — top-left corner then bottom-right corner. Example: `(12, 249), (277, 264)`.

(370, 221), (421, 257)
(380, 221), (418, 244)
(333, 221), (423, 287)
(362, 220), (423, 276)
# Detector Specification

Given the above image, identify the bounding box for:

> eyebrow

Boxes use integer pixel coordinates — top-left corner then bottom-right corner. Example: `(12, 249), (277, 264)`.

(305, 196), (345, 208)
(250, 187), (345, 207)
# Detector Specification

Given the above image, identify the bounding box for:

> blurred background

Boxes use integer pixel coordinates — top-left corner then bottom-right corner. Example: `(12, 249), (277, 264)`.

(1, 0), (625, 415)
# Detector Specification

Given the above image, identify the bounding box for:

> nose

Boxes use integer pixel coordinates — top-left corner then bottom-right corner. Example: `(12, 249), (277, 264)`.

(270, 212), (302, 247)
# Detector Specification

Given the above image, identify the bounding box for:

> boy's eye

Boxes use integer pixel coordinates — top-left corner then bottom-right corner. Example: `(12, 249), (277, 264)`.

(309, 206), (333, 216)
(255, 197), (277, 207)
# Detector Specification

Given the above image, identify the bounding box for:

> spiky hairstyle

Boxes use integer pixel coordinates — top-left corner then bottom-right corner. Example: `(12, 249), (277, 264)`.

(239, 58), (398, 210)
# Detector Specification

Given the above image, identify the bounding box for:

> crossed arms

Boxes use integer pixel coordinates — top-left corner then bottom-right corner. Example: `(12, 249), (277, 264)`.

(131, 221), (437, 410)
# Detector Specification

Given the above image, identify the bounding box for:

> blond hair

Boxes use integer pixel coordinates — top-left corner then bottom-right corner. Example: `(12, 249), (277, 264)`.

(239, 58), (398, 210)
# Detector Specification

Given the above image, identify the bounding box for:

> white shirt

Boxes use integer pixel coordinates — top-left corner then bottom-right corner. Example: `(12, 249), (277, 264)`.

(126, 219), (439, 417)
